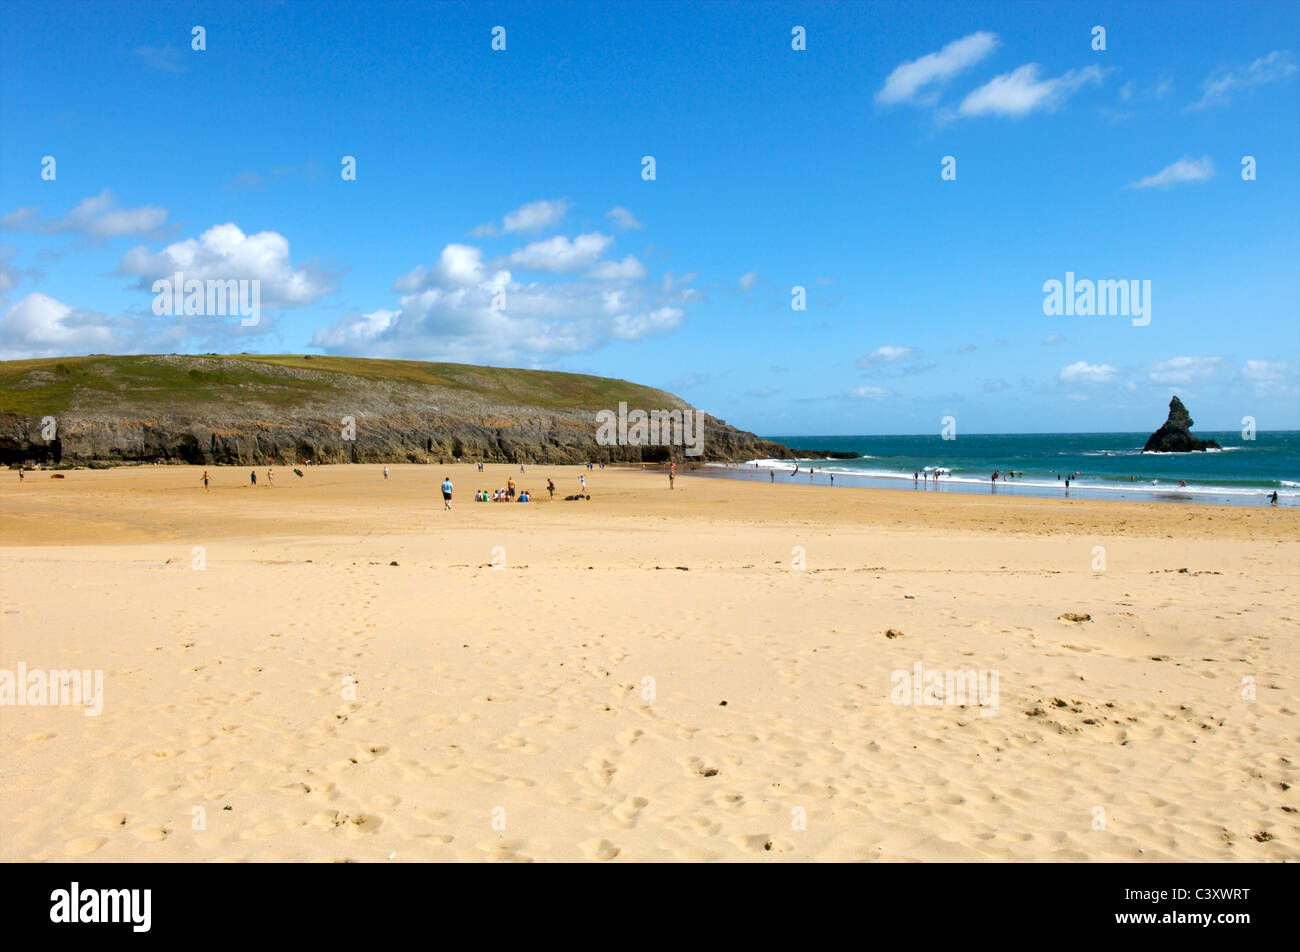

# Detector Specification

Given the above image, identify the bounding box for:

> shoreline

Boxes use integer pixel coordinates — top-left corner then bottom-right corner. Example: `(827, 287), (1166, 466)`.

(693, 461), (1295, 508)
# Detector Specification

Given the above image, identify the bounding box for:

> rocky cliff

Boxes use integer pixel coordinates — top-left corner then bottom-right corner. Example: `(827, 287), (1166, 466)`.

(1142, 395), (1221, 453)
(0, 354), (792, 466)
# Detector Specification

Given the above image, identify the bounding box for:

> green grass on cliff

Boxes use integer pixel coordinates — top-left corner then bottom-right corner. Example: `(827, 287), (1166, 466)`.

(0, 354), (686, 418)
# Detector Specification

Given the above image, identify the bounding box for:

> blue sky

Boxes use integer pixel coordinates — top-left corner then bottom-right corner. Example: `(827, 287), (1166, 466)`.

(1, 0), (1297, 435)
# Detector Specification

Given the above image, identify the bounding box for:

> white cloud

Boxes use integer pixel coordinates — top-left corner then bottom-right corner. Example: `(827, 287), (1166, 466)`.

(2, 190), (168, 238)
(1148, 355), (1221, 384)
(661, 271), (698, 294)
(857, 345), (914, 366)
(606, 206), (643, 231)
(959, 64), (1106, 118)
(314, 238), (691, 364)
(738, 271), (758, 291)
(1128, 156), (1215, 190)
(507, 232), (613, 273)
(394, 244), (506, 291)
(876, 32), (999, 106)
(851, 386), (892, 400)
(0, 292), (114, 358)
(1059, 361), (1118, 384)
(0, 246), (20, 300)
(1042, 333), (1065, 345)
(612, 306), (683, 340)
(119, 223), (336, 308)
(1242, 359), (1286, 382)
(1190, 50), (1297, 110)
(473, 199), (571, 236)
(587, 255), (647, 282)
(308, 309), (399, 349)
(1241, 359), (1293, 397)
(503, 199), (571, 233)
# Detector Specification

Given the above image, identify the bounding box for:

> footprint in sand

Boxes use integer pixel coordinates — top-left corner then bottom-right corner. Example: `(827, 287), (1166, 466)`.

(415, 833), (455, 845)
(729, 834), (793, 854)
(92, 813), (129, 829)
(580, 838), (621, 861)
(132, 749), (183, 766)
(683, 815), (721, 836)
(64, 836), (107, 856)
(476, 841), (534, 863)
(676, 755), (718, 778)
(275, 780), (326, 797)
(585, 757), (617, 786)
(131, 826), (171, 842)
(616, 729), (644, 746)
(310, 811), (382, 836)
(611, 795), (649, 826)
(493, 733), (541, 753)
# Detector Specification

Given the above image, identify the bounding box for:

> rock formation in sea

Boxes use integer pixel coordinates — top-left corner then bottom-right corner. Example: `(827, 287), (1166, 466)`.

(1142, 395), (1221, 452)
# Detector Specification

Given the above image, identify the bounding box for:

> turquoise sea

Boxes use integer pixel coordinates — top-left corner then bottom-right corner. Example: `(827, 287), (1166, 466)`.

(710, 431), (1300, 507)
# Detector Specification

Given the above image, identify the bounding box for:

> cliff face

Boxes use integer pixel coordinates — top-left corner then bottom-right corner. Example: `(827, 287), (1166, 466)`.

(0, 355), (790, 466)
(1142, 395), (1221, 453)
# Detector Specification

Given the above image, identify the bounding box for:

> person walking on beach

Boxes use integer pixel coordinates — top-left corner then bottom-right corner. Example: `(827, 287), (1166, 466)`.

(507, 477), (516, 499)
(770, 471), (774, 483)
(383, 466), (389, 481)
(250, 470), (256, 487)
(547, 478), (555, 500)
(201, 470), (211, 492)
(442, 476), (454, 509)
(669, 470), (675, 489)
(267, 468), (274, 487)
(1269, 491), (1279, 506)
(579, 474), (587, 495)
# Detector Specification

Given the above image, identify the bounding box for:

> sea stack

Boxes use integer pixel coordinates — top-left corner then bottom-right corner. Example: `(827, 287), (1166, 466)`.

(1143, 395), (1221, 452)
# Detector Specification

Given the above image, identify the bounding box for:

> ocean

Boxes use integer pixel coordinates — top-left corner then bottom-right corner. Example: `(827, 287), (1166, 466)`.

(708, 431), (1300, 507)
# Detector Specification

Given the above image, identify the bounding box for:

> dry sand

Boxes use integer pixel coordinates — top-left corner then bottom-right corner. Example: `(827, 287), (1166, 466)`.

(1, 463), (1296, 862)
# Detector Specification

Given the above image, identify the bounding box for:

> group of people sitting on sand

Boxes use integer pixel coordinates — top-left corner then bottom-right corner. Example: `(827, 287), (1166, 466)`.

(477, 486), (532, 502)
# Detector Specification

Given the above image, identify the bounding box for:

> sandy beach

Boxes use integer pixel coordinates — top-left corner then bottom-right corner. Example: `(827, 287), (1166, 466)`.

(1, 463), (1296, 862)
